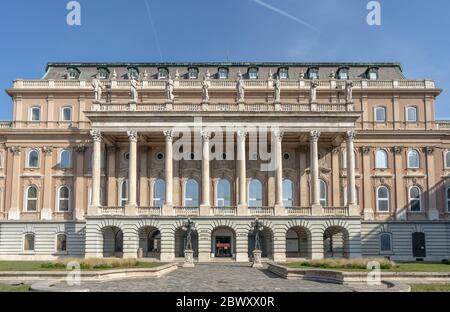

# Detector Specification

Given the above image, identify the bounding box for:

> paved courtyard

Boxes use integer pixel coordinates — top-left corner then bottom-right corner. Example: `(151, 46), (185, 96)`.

(55, 263), (385, 292)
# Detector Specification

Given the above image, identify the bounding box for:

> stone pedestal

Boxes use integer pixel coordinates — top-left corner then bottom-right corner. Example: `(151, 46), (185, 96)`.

(237, 204), (248, 216)
(129, 101), (137, 111)
(364, 209), (375, 221)
(348, 204), (359, 217)
(162, 204), (174, 216)
(87, 205), (100, 216)
(200, 204), (211, 216)
(183, 250), (195, 268)
(198, 251), (210, 263)
(125, 204), (138, 216)
(311, 204), (322, 216)
(165, 100), (173, 110)
(252, 250), (263, 268)
(274, 204), (286, 216)
(310, 101), (318, 111)
(428, 208), (440, 221)
(7, 208), (20, 220)
(137, 248), (144, 259)
(274, 101), (281, 111)
(273, 252), (286, 263)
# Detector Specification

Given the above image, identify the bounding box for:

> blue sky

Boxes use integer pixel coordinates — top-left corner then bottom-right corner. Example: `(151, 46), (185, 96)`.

(0, 0), (449, 119)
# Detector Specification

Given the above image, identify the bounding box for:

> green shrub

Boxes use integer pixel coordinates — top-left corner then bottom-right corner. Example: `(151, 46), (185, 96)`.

(40, 258), (142, 270)
(293, 258), (396, 270)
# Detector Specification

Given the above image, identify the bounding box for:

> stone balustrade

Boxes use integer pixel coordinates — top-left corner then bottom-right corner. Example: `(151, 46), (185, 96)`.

(248, 207), (275, 216)
(12, 79), (437, 90)
(323, 206), (350, 217)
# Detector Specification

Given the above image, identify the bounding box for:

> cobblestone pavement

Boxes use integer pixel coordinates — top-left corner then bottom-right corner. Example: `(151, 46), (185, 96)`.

(54, 263), (384, 292)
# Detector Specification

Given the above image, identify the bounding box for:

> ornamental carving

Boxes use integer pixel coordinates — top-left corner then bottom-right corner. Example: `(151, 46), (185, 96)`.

(163, 130), (174, 142)
(425, 146), (434, 155)
(361, 146), (371, 155)
(90, 130), (102, 142)
(309, 130), (321, 142)
(272, 130), (284, 142)
(393, 146), (403, 155)
(345, 130), (355, 141)
(127, 130), (138, 142)
(75, 144), (86, 154)
(10, 146), (21, 155)
(42, 146), (53, 156)
(200, 131), (211, 142)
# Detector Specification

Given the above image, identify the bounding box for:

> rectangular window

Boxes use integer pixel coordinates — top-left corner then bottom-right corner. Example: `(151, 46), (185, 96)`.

(30, 107), (41, 121)
(369, 72), (378, 80)
(375, 108), (386, 122)
(406, 107), (417, 122)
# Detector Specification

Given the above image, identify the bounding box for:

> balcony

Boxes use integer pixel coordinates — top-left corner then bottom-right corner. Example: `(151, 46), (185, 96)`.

(211, 206), (237, 216)
(286, 207), (313, 216)
(137, 206), (161, 216)
(173, 206), (200, 216)
(323, 206), (349, 217)
(99, 206), (125, 216)
(248, 207), (275, 216)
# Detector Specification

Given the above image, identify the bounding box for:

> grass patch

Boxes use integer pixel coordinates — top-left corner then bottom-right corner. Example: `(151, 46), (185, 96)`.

(410, 284), (450, 292)
(283, 259), (450, 272)
(0, 283), (30, 292)
(0, 259), (162, 271)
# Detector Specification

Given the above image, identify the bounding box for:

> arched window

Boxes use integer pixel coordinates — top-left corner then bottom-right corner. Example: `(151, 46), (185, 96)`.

(153, 179), (165, 208)
(188, 67), (199, 79)
(376, 186), (390, 212)
(248, 67), (258, 79)
(127, 67), (139, 79)
(218, 67), (229, 79)
(249, 179), (263, 207)
(319, 179), (327, 206)
(375, 150), (388, 169)
(56, 233), (67, 252)
(447, 187), (450, 213)
(407, 150), (420, 169)
(61, 107), (72, 122)
(120, 180), (128, 206)
(59, 149), (71, 169)
(24, 233), (35, 251)
(97, 67), (110, 79)
(158, 67), (168, 79)
(409, 186), (422, 212)
(380, 233), (393, 253)
(26, 186), (38, 211)
(58, 186), (70, 212)
(406, 107), (417, 122)
(445, 151), (450, 169)
(28, 149), (39, 168)
(30, 107), (41, 121)
(283, 179), (294, 207)
(217, 179), (231, 207)
(184, 179), (199, 207)
(374, 107), (386, 122)
(67, 67), (80, 79)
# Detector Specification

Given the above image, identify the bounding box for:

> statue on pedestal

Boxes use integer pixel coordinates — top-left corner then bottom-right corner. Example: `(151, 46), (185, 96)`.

(130, 77), (139, 102)
(165, 75), (175, 102)
(202, 76), (210, 102)
(92, 76), (104, 102)
(236, 72), (245, 102)
(345, 80), (353, 102)
(274, 76), (281, 102)
(310, 81), (318, 102)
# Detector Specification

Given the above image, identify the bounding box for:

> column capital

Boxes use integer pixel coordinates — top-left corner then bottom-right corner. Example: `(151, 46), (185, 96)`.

(237, 130), (248, 141)
(345, 130), (355, 141)
(425, 146), (435, 155)
(164, 130), (174, 142)
(361, 146), (371, 155)
(309, 130), (321, 142)
(10, 146), (21, 156)
(393, 146), (404, 155)
(42, 146), (53, 156)
(200, 130), (211, 141)
(272, 129), (284, 142)
(127, 130), (138, 142)
(75, 144), (87, 154)
(90, 130), (102, 142)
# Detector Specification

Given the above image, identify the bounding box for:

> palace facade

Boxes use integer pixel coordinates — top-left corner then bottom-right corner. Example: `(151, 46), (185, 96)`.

(0, 62), (449, 262)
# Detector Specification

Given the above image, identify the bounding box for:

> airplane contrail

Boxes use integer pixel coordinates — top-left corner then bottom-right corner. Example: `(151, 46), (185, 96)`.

(144, 0), (163, 61)
(249, 0), (320, 34)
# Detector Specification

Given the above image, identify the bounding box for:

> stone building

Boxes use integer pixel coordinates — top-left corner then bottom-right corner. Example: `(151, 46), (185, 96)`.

(0, 62), (449, 262)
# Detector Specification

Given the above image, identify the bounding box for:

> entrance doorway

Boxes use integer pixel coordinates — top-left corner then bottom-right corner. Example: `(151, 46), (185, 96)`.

(215, 236), (232, 257)
(412, 232), (426, 258)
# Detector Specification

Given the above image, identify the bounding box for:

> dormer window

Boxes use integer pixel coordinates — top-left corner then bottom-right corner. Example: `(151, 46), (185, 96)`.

(97, 67), (110, 79)
(158, 67), (169, 79)
(337, 67), (349, 80)
(218, 67), (229, 79)
(248, 67), (258, 79)
(278, 68), (289, 79)
(188, 67), (199, 79)
(307, 67), (319, 80)
(127, 67), (139, 80)
(367, 67), (379, 80)
(67, 67), (80, 80)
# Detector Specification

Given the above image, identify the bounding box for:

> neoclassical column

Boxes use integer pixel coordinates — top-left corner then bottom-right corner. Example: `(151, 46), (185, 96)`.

(237, 130), (248, 216)
(74, 144), (86, 220)
(126, 130), (138, 215)
(309, 130), (321, 215)
(361, 146), (374, 220)
(273, 130), (286, 215)
(8, 146), (21, 220)
(163, 130), (174, 216)
(345, 130), (358, 216)
(41, 146), (53, 220)
(393, 146), (406, 220)
(200, 131), (211, 215)
(425, 147), (439, 220)
(89, 130), (102, 215)
(106, 146), (117, 207)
